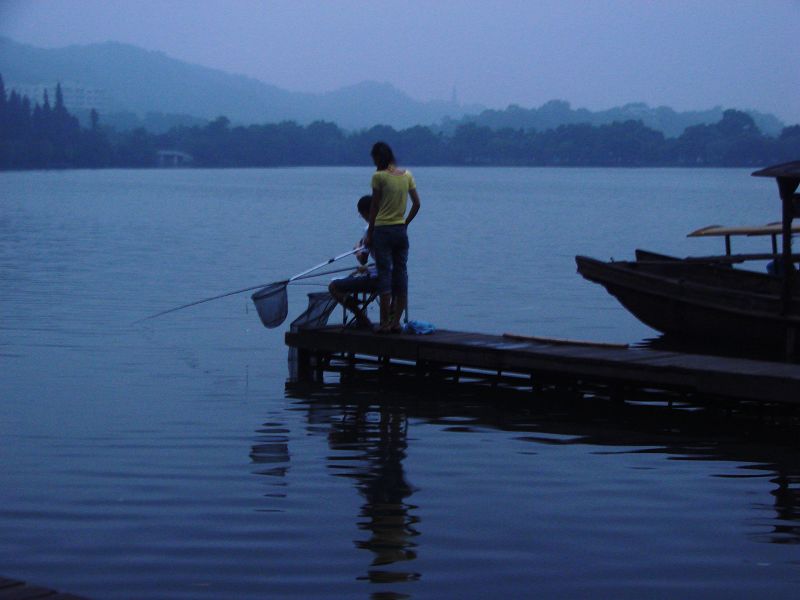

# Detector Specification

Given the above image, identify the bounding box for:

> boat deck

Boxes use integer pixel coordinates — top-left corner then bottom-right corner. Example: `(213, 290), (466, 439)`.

(285, 327), (800, 404)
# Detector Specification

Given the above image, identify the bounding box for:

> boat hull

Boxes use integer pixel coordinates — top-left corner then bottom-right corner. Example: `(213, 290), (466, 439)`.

(575, 253), (800, 350)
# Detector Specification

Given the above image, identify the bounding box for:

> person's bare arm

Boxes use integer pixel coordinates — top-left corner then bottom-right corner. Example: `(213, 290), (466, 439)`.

(405, 188), (421, 225)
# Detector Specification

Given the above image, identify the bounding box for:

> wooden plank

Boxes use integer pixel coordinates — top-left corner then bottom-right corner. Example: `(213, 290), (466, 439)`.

(635, 352), (799, 375)
(295, 328), (788, 378)
(515, 344), (643, 362)
(418, 330), (470, 343)
(434, 336), (642, 377)
(285, 327), (800, 403)
(503, 332), (629, 349)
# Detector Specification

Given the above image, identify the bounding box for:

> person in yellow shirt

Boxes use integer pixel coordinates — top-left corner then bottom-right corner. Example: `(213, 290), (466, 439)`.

(365, 141), (421, 333)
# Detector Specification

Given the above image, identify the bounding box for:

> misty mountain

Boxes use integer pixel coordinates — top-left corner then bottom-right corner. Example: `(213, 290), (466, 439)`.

(444, 100), (785, 139)
(0, 36), (480, 130)
(0, 36), (786, 137)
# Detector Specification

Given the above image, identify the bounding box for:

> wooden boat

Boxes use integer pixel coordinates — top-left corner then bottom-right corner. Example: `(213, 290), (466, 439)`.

(576, 161), (800, 355)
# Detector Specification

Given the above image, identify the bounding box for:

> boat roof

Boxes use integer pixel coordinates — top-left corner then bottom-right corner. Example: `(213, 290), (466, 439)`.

(688, 222), (800, 238)
(752, 161), (800, 180)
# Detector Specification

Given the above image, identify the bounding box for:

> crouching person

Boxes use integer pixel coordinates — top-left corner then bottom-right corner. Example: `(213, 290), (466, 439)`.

(329, 195), (378, 328)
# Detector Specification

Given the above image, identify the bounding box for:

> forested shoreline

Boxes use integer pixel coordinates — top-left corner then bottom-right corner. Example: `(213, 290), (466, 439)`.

(2, 75), (799, 170)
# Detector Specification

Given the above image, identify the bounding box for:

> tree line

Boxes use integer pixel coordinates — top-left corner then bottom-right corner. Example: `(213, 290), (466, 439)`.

(1, 75), (799, 170)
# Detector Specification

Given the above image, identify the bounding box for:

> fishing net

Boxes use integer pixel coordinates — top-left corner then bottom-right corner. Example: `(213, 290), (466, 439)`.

(251, 282), (289, 329)
(286, 292), (338, 380)
(290, 292), (338, 331)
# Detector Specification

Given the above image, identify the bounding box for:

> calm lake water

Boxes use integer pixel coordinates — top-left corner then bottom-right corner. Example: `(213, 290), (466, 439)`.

(1, 167), (799, 599)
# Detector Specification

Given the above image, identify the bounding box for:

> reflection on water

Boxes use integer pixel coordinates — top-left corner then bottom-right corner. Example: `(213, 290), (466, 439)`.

(281, 378), (800, 595)
(768, 473), (800, 545)
(294, 386), (421, 589)
(250, 416), (291, 504)
(330, 403), (419, 585)
(5, 168), (800, 598)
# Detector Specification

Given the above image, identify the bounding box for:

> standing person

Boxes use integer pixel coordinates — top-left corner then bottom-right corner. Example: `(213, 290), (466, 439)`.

(365, 141), (421, 333)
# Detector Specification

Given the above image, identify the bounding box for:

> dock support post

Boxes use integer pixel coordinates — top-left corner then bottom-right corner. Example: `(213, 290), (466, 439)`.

(416, 358), (426, 379)
(296, 348), (312, 382)
(493, 369), (502, 389)
(314, 352), (329, 382)
(609, 383), (624, 405)
(786, 326), (796, 361)
(300, 350), (327, 383)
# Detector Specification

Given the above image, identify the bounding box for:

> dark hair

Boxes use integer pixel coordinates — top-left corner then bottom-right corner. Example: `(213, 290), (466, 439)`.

(370, 141), (396, 170)
(357, 195), (372, 216)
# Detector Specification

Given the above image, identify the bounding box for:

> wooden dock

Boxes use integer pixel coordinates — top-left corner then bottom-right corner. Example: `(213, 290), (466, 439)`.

(0, 576), (87, 599)
(285, 327), (800, 404)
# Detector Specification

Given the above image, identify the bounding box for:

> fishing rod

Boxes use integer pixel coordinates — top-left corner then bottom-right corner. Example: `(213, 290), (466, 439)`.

(135, 248), (361, 324)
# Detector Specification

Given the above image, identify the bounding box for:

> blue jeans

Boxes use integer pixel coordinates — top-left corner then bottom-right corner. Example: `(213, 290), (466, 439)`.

(372, 225), (409, 296)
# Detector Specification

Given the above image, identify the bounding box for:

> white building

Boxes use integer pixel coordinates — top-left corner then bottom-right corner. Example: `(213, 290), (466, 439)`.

(156, 150), (194, 167)
(7, 82), (110, 114)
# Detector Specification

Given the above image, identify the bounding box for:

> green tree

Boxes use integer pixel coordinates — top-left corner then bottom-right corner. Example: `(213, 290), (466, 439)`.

(450, 122), (494, 164)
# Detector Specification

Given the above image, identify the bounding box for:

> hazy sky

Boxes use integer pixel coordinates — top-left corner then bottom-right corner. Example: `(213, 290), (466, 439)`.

(1, 0), (798, 122)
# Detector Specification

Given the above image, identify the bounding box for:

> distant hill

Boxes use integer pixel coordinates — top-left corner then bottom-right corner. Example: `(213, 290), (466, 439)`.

(0, 36), (481, 131)
(442, 99), (786, 138)
(0, 36), (787, 137)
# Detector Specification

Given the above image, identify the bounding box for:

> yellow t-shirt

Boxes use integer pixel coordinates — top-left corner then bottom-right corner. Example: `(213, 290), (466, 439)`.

(371, 169), (416, 226)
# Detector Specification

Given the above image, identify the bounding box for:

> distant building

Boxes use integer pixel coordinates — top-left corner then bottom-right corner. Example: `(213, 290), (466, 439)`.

(7, 81), (110, 114)
(157, 150), (194, 167)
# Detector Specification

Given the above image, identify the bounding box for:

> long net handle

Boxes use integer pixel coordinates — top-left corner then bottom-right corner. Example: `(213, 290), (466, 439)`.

(135, 248), (361, 324)
(288, 248), (360, 283)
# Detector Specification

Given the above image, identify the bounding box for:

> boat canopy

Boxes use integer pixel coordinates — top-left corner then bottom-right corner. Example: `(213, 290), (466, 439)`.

(687, 222), (800, 256)
(752, 160), (800, 210)
(688, 223), (800, 238)
(752, 161), (800, 182)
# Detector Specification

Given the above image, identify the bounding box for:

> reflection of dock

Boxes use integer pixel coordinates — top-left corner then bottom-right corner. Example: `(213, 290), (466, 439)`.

(285, 327), (800, 403)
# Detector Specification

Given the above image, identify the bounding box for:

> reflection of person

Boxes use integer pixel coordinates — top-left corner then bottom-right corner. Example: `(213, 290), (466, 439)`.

(325, 400), (420, 583)
(328, 195), (378, 328)
(364, 142), (421, 334)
